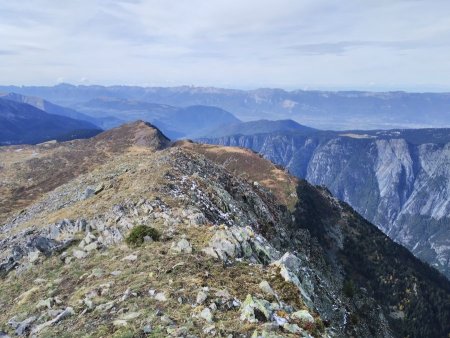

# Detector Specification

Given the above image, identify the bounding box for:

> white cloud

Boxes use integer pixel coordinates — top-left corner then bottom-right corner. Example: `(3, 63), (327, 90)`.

(1, 0), (450, 90)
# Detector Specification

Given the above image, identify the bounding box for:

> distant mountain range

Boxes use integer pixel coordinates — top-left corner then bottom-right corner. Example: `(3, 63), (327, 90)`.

(200, 127), (450, 279)
(1, 83), (450, 129)
(0, 92), (241, 141)
(0, 97), (101, 145)
(71, 97), (240, 138)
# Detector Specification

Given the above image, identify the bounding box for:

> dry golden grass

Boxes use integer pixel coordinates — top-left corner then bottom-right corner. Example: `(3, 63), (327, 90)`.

(178, 142), (298, 210)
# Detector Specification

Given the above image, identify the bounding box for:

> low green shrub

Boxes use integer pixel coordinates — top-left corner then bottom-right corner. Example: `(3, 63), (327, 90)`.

(125, 225), (160, 247)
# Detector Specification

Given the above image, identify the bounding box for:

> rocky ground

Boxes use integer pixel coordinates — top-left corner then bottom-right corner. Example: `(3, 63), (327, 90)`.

(0, 133), (326, 337)
(0, 122), (449, 337)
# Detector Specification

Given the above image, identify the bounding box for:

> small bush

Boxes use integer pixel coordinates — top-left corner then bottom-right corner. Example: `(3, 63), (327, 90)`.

(125, 225), (160, 247)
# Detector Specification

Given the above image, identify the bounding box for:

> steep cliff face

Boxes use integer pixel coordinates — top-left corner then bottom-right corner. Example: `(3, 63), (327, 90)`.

(200, 131), (450, 278)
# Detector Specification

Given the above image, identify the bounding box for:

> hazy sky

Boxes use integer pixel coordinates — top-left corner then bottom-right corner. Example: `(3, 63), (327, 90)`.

(1, 0), (450, 90)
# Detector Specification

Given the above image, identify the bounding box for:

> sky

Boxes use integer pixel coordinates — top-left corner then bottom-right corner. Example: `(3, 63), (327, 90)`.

(1, 0), (450, 91)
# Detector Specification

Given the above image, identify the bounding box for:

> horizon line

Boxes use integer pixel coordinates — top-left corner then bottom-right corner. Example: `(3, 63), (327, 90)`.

(1, 82), (450, 94)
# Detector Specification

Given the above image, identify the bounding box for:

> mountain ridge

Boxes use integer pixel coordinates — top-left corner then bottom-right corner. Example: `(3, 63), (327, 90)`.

(0, 122), (449, 337)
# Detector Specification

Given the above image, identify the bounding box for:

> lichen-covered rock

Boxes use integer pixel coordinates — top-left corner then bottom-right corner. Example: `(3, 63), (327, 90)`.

(30, 307), (74, 335)
(271, 253), (314, 307)
(120, 312), (141, 321)
(95, 301), (115, 313)
(112, 319), (128, 327)
(187, 212), (207, 226)
(28, 250), (40, 263)
(291, 310), (314, 324)
(240, 294), (273, 323)
(8, 316), (36, 336)
(121, 254), (137, 261)
(200, 307), (213, 322)
(259, 280), (276, 297)
(171, 238), (192, 253)
(72, 249), (88, 259)
(84, 242), (99, 252)
(36, 297), (54, 310)
(154, 292), (167, 302)
(203, 226), (278, 264)
(282, 323), (304, 334)
(196, 289), (208, 304)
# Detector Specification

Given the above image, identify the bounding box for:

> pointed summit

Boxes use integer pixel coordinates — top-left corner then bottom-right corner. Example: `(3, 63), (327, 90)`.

(93, 120), (171, 151)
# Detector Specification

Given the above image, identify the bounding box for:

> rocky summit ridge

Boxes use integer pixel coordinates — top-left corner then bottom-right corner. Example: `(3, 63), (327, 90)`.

(0, 122), (449, 338)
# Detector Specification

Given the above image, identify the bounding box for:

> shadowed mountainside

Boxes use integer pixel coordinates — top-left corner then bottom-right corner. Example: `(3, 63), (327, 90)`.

(0, 98), (101, 146)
